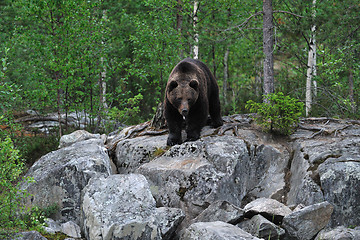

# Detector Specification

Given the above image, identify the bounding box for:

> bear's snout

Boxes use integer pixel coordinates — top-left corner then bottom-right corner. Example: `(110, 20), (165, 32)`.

(179, 100), (189, 119)
(181, 108), (188, 117)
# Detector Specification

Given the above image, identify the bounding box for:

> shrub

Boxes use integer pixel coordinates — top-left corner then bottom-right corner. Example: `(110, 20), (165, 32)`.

(0, 136), (33, 237)
(246, 92), (304, 135)
(108, 93), (144, 125)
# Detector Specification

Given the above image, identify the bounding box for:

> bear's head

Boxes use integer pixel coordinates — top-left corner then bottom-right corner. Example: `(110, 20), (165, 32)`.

(166, 77), (199, 119)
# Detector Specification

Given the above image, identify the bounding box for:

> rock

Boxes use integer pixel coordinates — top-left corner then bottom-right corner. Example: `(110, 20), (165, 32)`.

(286, 140), (325, 207)
(288, 126), (360, 227)
(238, 214), (285, 240)
(21, 138), (113, 225)
(244, 143), (290, 201)
(315, 226), (360, 240)
(43, 218), (61, 234)
(191, 200), (244, 225)
(282, 201), (334, 240)
(318, 153), (360, 227)
(137, 134), (291, 228)
(115, 135), (168, 174)
(243, 198), (292, 224)
(58, 130), (102, 148)
(60, 221), (82, 238)
(180, 221), (261, 240)
(12, 231), (47, 240)
(81, 174), (184, 240)
(19, 111), (97, 134)
(155, 207), (185, 240)
(137, 136), (249, 228)
(20, 117), (360, 239)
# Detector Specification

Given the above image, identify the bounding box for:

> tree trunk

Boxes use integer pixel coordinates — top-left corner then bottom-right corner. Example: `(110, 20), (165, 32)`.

(305, 0), (317, 117)
(255, 60), (263, 98)
(96, 10), (108, 133)
(349, 67), (356, 113)
(223, 47), (230, 107)
(176, 0), (184, 58)
(56, 71), (63, 137)
(193, 1), (199, 59)
(262, 0), (275, 100)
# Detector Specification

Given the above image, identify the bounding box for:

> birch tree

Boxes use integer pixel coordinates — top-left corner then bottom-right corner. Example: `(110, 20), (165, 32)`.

(193, 0), (199, 59)
(305, 0), (317, 117)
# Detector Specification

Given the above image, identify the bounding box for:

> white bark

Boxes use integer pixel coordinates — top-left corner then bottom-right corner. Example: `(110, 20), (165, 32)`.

(100, 56), (108, 110)
(223, 47), (230, 106)
(193, 1), (199, 59)
(305, 0), (317, 117)
(100, 10), (108, 111)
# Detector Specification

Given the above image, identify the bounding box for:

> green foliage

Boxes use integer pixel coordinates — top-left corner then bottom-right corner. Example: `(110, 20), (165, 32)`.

(16, 134), (59, 167)
(108, 93), (144, 125)
(1, 0), (359, 130)
(20, 204), (59, 233)
(246, 92), (304, 135)
(0, 135), (33, 235)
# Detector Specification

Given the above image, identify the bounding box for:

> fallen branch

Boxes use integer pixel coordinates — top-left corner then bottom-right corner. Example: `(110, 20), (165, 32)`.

(15, 116), (67, 124)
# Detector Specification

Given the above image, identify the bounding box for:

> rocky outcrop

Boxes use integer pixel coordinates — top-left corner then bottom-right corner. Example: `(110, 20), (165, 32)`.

(20, 137), (113, 224)
(18, 115), (360, 239)
(288, 120), (360, 227)
(15, 110), (97, 134)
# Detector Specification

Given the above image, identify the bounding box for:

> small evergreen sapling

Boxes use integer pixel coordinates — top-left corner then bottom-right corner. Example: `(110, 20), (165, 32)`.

(246, 92), (304, 135)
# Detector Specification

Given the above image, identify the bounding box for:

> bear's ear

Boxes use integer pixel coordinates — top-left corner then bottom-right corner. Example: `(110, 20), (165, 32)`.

(168, 81), (178, 92)
(189, 80), (199, 90)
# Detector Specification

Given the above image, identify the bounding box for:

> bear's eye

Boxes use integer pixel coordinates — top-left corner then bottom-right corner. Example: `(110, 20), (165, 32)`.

(168, 81), (178, 91)
(189, 80), (198, 90)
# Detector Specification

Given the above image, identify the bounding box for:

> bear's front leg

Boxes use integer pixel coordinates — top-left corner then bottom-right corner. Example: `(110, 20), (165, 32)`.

(185, 117), (205, 142)
(167, 117), (183, 146)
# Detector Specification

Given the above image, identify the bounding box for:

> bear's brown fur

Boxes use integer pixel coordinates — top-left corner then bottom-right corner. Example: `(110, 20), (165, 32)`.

(164, 58), (223, 146)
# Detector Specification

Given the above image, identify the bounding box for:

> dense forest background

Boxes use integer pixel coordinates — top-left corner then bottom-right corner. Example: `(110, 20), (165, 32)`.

(1, 0), (359, 133)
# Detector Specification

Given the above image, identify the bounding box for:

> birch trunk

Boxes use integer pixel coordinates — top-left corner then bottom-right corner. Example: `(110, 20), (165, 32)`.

(193, 1), (199, 59)
(96, 10), (108, 132)
(305, 0), (316, 117)
(56, 71), (63, 137)
(262, 0), (275, 100)
(223, 47), (230, 107)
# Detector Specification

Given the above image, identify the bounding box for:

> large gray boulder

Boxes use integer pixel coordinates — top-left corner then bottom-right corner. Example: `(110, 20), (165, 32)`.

(238, 214), (285, 240)
(318, 148), (360, 227)
(21, 138), (113, 225)
(243, 198), (292, 224)
(12, 231), (47, 240)
(315, 226), (360, 240)
(115, 135), (167, 174)
(81, 174), (184, 240)
(191, 200), (244, 225)
(180, 221), (261, 240)
(59, 129), (104, 148)
(282, 201), (334, 240)
(137, 136), (249, 227)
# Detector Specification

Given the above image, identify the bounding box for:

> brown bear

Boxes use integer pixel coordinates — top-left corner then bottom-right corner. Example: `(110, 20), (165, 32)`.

(164, 58), (223, 146)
